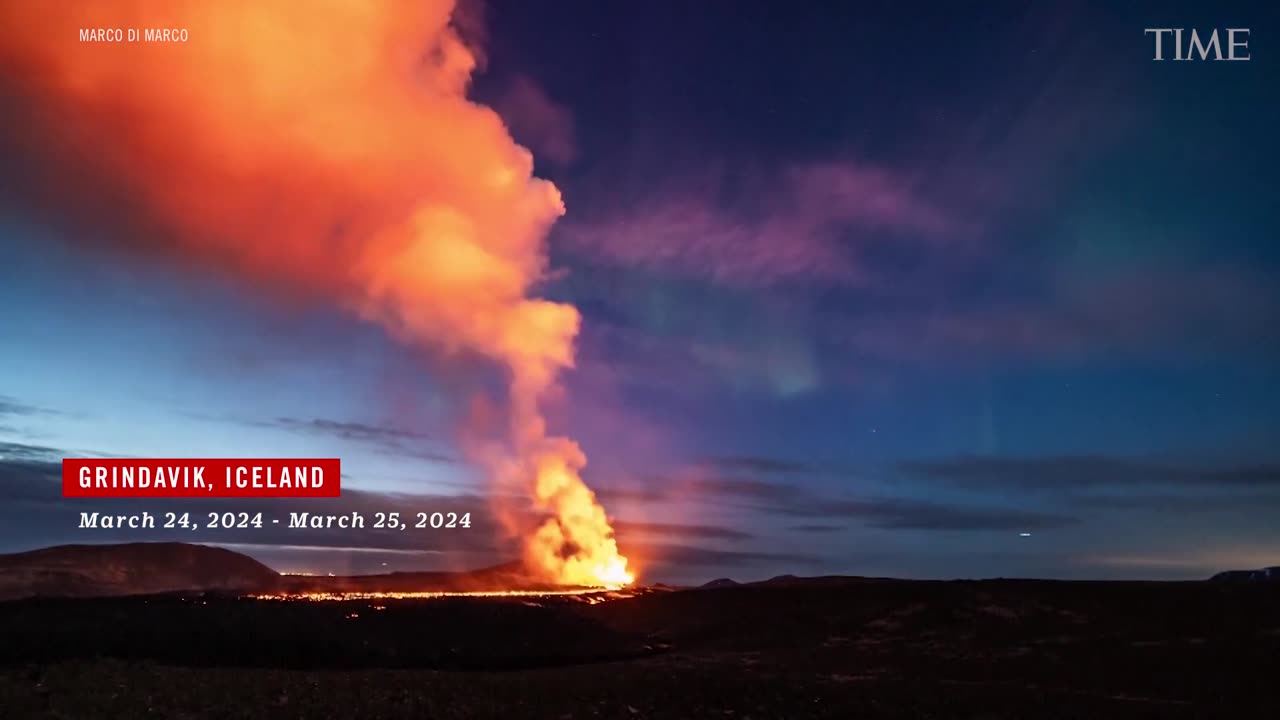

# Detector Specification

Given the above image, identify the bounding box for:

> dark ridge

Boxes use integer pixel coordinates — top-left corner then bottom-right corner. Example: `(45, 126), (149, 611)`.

(0, 542), (280, 600)
(1209, 566), (1280, 583)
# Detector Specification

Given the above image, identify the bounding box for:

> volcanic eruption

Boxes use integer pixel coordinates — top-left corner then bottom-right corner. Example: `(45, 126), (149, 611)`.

(0, 0), (632, 587)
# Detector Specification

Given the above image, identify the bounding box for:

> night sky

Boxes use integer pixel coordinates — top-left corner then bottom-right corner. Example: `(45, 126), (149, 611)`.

(2, 1), (1278, 585)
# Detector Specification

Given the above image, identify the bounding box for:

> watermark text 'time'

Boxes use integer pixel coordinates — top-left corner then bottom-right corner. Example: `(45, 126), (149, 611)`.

(1145, 28), (1250, 61)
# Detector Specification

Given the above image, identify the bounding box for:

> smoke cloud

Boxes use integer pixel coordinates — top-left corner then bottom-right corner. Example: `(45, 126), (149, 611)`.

(0, 0), (631, 586)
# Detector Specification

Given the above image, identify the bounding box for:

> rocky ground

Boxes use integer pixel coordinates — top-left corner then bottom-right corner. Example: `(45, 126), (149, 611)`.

(1, 578), (1278, 718)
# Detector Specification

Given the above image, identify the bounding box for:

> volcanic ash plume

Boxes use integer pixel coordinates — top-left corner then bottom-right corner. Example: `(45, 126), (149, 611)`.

(0, 0), (631, 586)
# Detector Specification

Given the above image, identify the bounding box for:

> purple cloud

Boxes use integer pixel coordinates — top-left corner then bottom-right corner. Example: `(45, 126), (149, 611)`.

(828, 264), (1280, 365)
(557, 159), (962, 288)
(495, 74), (577, 167)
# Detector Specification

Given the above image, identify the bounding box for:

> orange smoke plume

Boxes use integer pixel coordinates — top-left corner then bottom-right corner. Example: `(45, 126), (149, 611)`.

(0, 0), (631, 586)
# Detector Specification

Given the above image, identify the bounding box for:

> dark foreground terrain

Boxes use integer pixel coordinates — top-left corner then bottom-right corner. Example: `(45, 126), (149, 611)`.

(2, 578), (1279, 719)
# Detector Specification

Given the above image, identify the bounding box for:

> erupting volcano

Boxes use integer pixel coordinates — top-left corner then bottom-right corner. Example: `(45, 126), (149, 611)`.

(1, 0), (631, 587)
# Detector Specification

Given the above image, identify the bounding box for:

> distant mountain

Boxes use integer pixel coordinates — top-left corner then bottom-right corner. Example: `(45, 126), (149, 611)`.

(1208, 566), (1280, 583)
(699, 578), (740, 589)
(749, 574), (887, 588)
(700, 575), (887, 590)
(0, 542), (281, 600)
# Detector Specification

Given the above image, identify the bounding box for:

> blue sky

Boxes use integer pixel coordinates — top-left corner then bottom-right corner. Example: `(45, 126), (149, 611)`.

(2, 0), (1279, 584)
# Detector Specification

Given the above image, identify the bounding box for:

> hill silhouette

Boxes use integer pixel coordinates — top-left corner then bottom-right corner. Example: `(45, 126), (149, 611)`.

(0, 542), (279, 600)
(1209, 566), (1280, 583)
(0, 542), (594, 600)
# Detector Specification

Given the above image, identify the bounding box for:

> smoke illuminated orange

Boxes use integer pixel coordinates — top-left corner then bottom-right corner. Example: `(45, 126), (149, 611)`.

(0, 0), (631, 586)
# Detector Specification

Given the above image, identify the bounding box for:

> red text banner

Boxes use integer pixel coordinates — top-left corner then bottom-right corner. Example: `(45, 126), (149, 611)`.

(62, 458), (341, 498)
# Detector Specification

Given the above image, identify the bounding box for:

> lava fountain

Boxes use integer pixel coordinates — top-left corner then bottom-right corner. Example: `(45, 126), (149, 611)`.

(1, 0), (632, 586)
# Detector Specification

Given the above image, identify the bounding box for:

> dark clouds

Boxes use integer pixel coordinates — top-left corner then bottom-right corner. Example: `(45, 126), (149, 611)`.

(0, 439), (62, 463)
(4, 438), (1277, 581)
(602, 460), (1080, 533)
(0, 395), (61, 435)
(894, 453), (1280, 529)
(899, 455), (1280, 491)
(613, 449), (1280, 537)
(252, 416), (455, 464)
(703, 456), (825, 476)
(0, 441), (768, 577)
(612, 520), (752, 542)
(0, 437), (1092, 582)
(773, 498), (1076, 532)
(0, 396), (49, 418)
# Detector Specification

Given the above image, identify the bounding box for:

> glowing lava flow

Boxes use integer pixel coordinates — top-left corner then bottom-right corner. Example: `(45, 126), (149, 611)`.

(249, 587), (635, 603)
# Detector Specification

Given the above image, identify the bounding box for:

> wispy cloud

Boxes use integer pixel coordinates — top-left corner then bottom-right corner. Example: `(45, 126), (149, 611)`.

(494, 74), (577, 167)
(612, 520), (752, 542)
(0, 396), (52, 418)
(702, 456), (822, 476)
(0, 395), (65, 436)
(774, 498), (1077, 531)
(829, 264), (1280, 366)
(0, 440), (64, 463)
(898, 453), (1280, 521)
(237, 416), (455, 463)
(900, 454), (1280, 491)
(558, 160), (959, 288)
(611, 459), (1077, 533)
